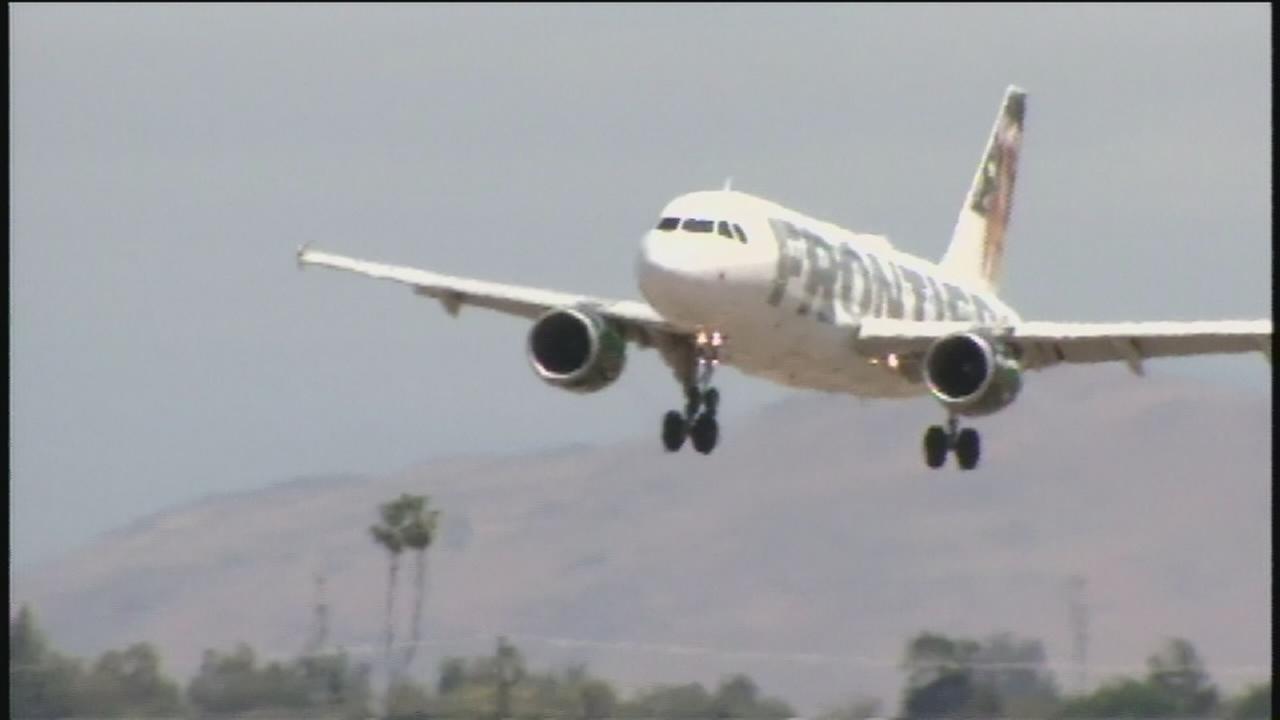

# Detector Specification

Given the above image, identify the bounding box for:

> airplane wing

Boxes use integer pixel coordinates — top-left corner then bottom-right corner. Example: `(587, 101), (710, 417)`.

(856, 318), (1272, 375)
(296, 246), (683, 348)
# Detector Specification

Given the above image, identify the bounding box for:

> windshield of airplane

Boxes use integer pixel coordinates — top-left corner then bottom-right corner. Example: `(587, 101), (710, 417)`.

(654, 217), (749, 244)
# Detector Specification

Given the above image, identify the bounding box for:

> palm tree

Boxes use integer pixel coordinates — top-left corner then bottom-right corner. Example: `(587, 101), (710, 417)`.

(398, 496), (439, 675)
(370, 496), (412, 682)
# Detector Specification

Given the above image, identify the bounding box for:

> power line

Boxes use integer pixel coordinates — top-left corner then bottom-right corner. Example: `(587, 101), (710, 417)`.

(297, 630), (1270, 679)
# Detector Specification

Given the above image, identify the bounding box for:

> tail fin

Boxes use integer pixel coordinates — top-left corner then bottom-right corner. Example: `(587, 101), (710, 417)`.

(940, 85), (1027, 292)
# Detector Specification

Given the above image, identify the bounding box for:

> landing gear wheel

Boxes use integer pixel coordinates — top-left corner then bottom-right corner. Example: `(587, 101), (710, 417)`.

(924, 426), (948, 469)
(955, 428), (981, 470)
(689, 413), (719, 455)
(661, 411), (687, 452)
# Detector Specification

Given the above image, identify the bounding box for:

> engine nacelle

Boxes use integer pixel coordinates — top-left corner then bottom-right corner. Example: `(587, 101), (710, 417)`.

(922, 331), (1022, 417)
(526, 307), (626, 393)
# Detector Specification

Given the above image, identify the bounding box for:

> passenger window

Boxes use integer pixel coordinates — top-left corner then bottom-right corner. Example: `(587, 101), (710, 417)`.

(656, 217), (680, 231)
(732, 223), (748, 244)
(717, 221), (734, 239)
(681, 219), (714, 233)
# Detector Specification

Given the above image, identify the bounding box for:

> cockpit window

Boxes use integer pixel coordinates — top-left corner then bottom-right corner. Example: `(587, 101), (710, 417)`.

(659, 216), (745, 240)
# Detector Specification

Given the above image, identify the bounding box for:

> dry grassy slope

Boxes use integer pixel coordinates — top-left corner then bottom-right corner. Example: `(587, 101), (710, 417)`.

(12, 365), (1271, 713)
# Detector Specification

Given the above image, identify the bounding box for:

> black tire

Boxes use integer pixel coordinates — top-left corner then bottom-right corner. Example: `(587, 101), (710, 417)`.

(924, 425), (948, 469)
(690, 413), (719, 455)
(955, 428), (980, 470)
(661, 411), (687, 452)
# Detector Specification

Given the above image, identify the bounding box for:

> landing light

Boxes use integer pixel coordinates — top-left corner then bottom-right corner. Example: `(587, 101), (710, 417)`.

(887, 353), (900, 369)
(696, 330), (725, 348)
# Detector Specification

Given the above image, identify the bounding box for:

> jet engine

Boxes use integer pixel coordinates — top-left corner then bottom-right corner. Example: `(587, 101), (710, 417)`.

(922, 331), (1022, 416)
(526, 307), (627, 393)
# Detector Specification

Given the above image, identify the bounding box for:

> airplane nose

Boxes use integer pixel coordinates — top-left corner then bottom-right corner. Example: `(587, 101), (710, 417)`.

(639, 230), (669, 271)
(636, 228), (730, 326)
(636, 230), (687, 298)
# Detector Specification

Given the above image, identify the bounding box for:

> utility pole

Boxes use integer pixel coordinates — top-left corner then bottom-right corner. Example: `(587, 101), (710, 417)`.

(1067, 575), (1090, 694)
(495, 635), (518, 720)
(302, 573), (330, 657)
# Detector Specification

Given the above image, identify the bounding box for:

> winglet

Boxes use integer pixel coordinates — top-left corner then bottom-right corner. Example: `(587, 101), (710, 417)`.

(296, 242), (313, 270)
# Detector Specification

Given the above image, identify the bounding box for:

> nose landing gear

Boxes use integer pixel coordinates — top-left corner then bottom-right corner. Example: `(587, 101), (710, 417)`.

(923, 416), (981, 470)
(662, 331), (722, 455)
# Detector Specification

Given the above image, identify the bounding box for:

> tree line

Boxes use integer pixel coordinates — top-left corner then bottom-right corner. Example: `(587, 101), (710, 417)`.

(10, 492), (1271, 719)
(11, 603), (1269, 720)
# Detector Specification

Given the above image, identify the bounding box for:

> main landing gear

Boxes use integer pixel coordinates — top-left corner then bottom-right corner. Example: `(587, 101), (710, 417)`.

(923, 416), (981, 470)
(662, 331), (722, 455)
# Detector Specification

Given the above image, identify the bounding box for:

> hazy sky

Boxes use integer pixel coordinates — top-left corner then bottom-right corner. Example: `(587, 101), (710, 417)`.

(10, 4), (1271, 568)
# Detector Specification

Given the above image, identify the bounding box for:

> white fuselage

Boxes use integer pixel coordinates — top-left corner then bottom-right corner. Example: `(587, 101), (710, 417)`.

(636, 190), (1021, 398)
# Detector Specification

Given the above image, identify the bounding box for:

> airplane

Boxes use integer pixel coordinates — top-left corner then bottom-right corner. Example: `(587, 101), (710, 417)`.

(297, 85), (1272, 470)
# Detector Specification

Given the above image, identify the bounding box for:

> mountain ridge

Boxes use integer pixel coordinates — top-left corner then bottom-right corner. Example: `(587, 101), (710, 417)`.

(12, 366), (1271, 712)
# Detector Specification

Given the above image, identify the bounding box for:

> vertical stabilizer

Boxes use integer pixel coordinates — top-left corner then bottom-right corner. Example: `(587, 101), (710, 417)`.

(941, 85), (1027, 292)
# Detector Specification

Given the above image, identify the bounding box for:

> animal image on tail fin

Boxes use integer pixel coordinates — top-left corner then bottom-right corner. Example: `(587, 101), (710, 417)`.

(941, 85), (1027, 291)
